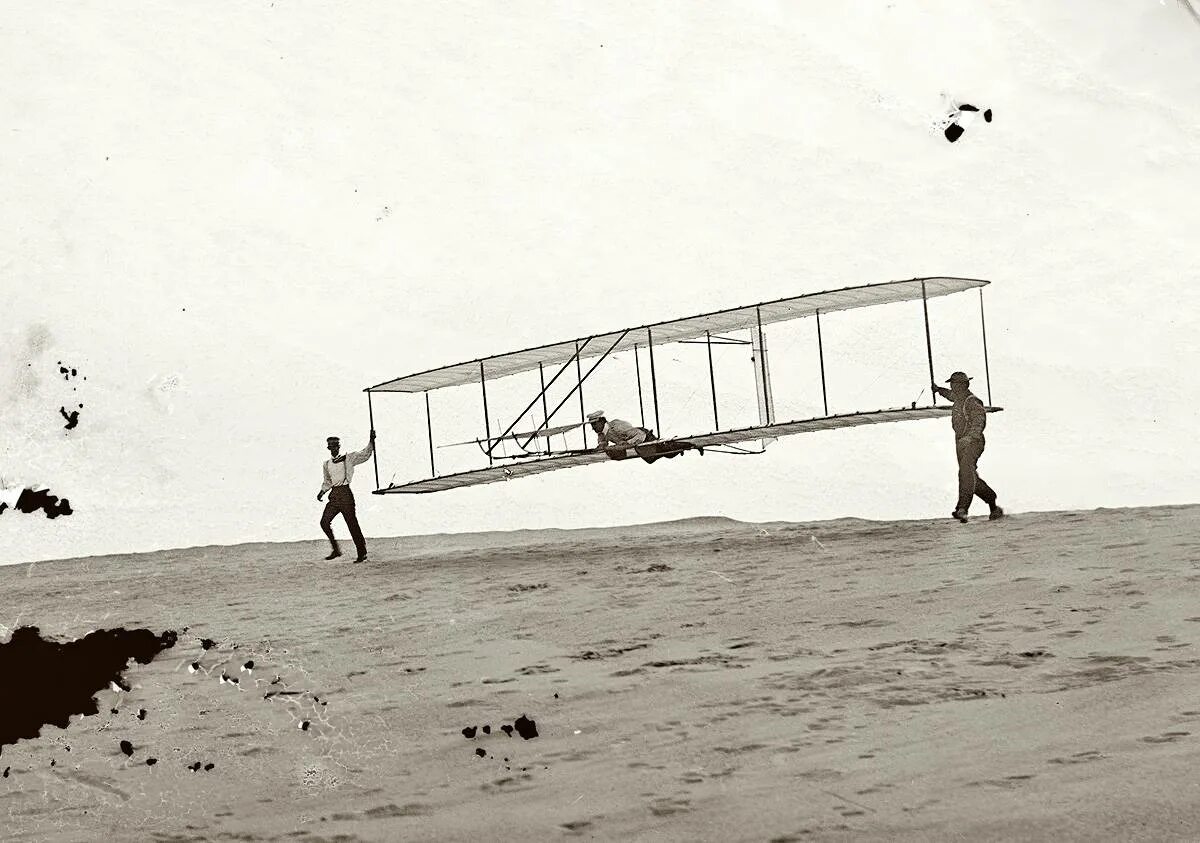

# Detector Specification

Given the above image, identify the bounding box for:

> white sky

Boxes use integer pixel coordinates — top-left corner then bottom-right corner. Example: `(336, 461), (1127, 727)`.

(3, 1), (1199, 565)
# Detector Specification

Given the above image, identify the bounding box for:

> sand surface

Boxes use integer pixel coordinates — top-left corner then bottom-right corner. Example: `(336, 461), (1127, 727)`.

(3, 506), (1200, 841)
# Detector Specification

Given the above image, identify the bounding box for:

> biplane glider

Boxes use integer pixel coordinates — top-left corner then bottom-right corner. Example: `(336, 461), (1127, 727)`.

(363, 277), (1000, 494)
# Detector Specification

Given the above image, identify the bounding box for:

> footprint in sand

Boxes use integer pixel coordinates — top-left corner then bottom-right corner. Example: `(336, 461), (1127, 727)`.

(648, 795), (691, 816)
(1048, 750), (1105, 765)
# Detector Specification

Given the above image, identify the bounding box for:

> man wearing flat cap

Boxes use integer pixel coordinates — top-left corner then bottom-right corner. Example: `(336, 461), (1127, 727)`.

(933, 372), (1003, 523)
(318, 430), (374, 562)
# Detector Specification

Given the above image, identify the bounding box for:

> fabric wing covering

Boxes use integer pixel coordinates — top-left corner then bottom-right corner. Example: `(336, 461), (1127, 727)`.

(368, 277), (987, 393)
(375, 405), (1000, 493)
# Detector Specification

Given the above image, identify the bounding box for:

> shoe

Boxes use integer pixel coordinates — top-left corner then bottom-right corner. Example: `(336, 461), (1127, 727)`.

(354, 555), (367, 564)
(951, 510), (969, 523)
(989, 506), (1005, 520)
(325, 549), (342, 560)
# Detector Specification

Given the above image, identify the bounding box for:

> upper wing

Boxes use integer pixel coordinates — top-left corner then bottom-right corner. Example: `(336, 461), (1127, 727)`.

(367, 277), (989, 393)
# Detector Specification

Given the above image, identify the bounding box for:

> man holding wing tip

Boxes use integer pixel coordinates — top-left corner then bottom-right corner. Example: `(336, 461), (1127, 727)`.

(318, 430), (375, 562)
(932, 372), (1004, 524)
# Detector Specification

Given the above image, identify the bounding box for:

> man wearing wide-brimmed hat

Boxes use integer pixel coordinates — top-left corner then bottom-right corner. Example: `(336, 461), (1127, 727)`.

(317, 430), (374, 562)
(587, 410), (653, 450)
(933, 372), (1003, 523)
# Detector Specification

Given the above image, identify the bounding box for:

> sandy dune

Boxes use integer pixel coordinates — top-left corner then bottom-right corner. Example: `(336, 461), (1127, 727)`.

(3, 505), (1200, 841)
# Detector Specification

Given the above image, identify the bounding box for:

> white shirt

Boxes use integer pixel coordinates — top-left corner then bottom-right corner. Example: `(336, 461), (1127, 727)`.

(597, 418), (648, 448)
(321, 441), (374, 493)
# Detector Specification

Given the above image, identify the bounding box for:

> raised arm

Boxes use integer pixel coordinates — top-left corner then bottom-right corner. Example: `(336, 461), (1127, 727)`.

(932, 384), (953, 402)
(348, 431), (376, 466)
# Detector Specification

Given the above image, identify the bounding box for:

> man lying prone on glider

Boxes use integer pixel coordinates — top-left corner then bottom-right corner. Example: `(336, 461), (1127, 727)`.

(587, 410), (702, 463)
(588, 410), (654, 449)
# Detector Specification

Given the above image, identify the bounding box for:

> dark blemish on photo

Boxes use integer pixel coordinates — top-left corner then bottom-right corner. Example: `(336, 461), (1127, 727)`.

(300, 720), (310, 731)
(462, 726), (477, 739)
(145, 757), (157, 766)
(482, 725), (491, 734)
(514, 715), (539, 740)
(60, 405), (82, 430)
(120, 740), (134, 756)
(0, 488), (72, 519)
(200, 638), (217, 650)
(204, 762), (214, 771)
(2, 767), (8, 778)
(188, 761), (201, 771)
(501, 725), (513, 737)
(0, 626), (176, 753)
(137, 709), (146, 721)
(50, 759), (55, 767)
(475, 748), (486, 758)
(943, 102), (992, 143)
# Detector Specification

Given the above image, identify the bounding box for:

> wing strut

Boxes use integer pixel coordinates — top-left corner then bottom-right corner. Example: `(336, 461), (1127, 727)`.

(816, 309), (829, 416)
(486, 337), (594, 457)
(648, 327), (661, 432)
(979, 288), (992, 405)
(367, 391), (380, 489)
(480, 361), (493, 465)
(518, 330), (630, 450)
(634, 344), (645, 428)
(921, 281), (937, 405)
(706, 330), (719, 430)
(425, 392), (436, 476)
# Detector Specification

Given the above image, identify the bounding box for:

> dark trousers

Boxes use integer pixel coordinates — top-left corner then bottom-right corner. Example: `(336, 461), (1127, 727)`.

(320, 486), (366, 556)
(956, 435), (997, 513)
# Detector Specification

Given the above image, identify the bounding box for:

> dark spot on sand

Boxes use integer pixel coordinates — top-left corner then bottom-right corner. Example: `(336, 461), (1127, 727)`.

(2, 767), (8, 778)
(300, 721), (310, 731)
(462, 726), (477, 739)
(482, 725), (491, 734)
(145, 758), (157, 766)
(475, 748), (486, 758)
(204, 762), (214, 771)
(501, 725), (513, 737)
(188, 762), (201, 772)
(120, 740), (134, 757)
(137, 709), (146, 721)
(200, 639), (216, 650)
(0, 626), (176, 752)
